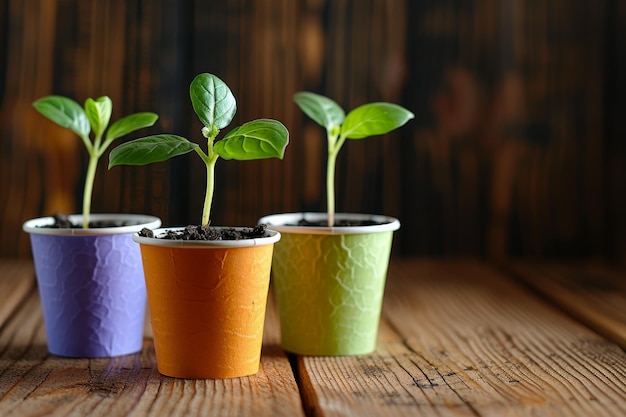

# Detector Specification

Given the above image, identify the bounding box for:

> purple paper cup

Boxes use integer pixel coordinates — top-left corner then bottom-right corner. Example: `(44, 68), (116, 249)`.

(23, 214), (161, 358)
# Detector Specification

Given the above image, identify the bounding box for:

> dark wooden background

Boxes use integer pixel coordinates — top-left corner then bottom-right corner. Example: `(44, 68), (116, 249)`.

(1, 0), (625, 262)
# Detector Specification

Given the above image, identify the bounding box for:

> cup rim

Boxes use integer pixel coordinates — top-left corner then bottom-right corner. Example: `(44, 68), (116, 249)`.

(258, 212), (400, 235)
(22, 214), (162, 236)
(132, 226), (281, 248)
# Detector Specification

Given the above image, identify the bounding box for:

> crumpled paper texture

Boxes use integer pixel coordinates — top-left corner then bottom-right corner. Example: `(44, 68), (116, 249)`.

(29, 232), (147, 357)
(271, 231), (394, 356)
(138, 243), (275, 379)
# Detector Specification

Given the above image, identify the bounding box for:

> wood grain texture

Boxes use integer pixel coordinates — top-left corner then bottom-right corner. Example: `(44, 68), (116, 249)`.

(3, 259), (626, 415)
(504, 261), (626, 349)
(0, 261), (36, 327)
(1, 0), (625, 262)
(0, 266), (304, 417)
(295, 259), (626, 416)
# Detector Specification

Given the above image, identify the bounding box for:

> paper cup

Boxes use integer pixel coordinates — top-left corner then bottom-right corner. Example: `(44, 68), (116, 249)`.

(133, 227), (280, 379)
(23, 214), (161, 357)
(259, 213), (400, 356)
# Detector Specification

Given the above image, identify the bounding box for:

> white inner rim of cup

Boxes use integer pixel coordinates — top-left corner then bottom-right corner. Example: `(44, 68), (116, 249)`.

(258, 212), (401, 235)
(23, 214), (162, 236)
(132, 227), (281, 248)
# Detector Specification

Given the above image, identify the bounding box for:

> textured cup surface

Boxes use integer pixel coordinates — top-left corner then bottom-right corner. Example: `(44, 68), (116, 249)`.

(134, 228), (280, 379)
(23, 214), (161, 357)
(259, 213), (399, 356)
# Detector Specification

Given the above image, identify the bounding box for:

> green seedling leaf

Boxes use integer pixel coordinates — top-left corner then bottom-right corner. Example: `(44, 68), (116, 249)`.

(33, 95), (90, 138)
(109, 72), (290, 227)
(108, 135), (198, 168)
(293, 91), (345, 132)
(341, 102), (415, 139)
(215, 119), (289, 160)
(294, 91), (413, 227)
(33, 93), (158, 228)
(85, 96), (112, 138)
(190, 73), (236, 130)
(105, 112), (159, 142)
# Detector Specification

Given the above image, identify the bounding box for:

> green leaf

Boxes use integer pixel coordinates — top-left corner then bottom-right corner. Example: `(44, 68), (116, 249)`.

(190, 73), (236, 130)
(105, 112), (159, 142)
(33, 95), (90, 138)
(293, 92), (345, 133)
(215, 119), (289, 160)
(85, 96), (112, 138)
(108, 134), (198, 168)
(341, 102), (414, 139)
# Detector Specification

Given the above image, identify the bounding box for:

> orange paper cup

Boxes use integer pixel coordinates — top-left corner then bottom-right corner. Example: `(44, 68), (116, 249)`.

(133, 228), (280, 379)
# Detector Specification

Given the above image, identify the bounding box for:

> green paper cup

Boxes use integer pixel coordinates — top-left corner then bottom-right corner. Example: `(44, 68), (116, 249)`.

(259, 213), (400, 356)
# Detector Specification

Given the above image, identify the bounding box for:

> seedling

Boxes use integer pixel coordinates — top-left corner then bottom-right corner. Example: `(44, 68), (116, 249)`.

(293, 92), (414, 226)
(33, 96), (158, 228)
(108, 73), (289, 227)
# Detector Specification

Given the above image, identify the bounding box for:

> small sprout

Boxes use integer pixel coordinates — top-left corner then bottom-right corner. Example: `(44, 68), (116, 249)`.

(109, 73), (289, 227)
(293, 92), (414, 227)
(33, 95), (158, 228)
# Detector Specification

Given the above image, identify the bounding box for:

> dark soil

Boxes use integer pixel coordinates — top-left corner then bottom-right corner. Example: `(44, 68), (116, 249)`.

(43, 213), (135, 228)
(295, 219), (381, 227)
(139, 224), (269, 241)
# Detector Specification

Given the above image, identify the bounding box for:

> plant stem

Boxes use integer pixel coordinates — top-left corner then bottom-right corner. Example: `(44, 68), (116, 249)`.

(326, 150), (337, 227)
(196, 129), (218, 227)
(326, 133), (347, 227)
(202, 157), (217, 226)
(82, 153), (98, 228)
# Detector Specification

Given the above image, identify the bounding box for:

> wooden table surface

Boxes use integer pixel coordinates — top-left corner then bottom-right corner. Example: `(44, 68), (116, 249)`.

(1, 259), (625, 416)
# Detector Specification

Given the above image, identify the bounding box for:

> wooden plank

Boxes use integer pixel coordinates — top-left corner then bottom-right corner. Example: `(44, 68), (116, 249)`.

(0, 261), (36, 328)
(0, 282), (49, 403)
(0, 265), (304, 417)
(2, 0), (624, 260)
(295, 259), (626, 416)
(505, 261), (626, 349)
